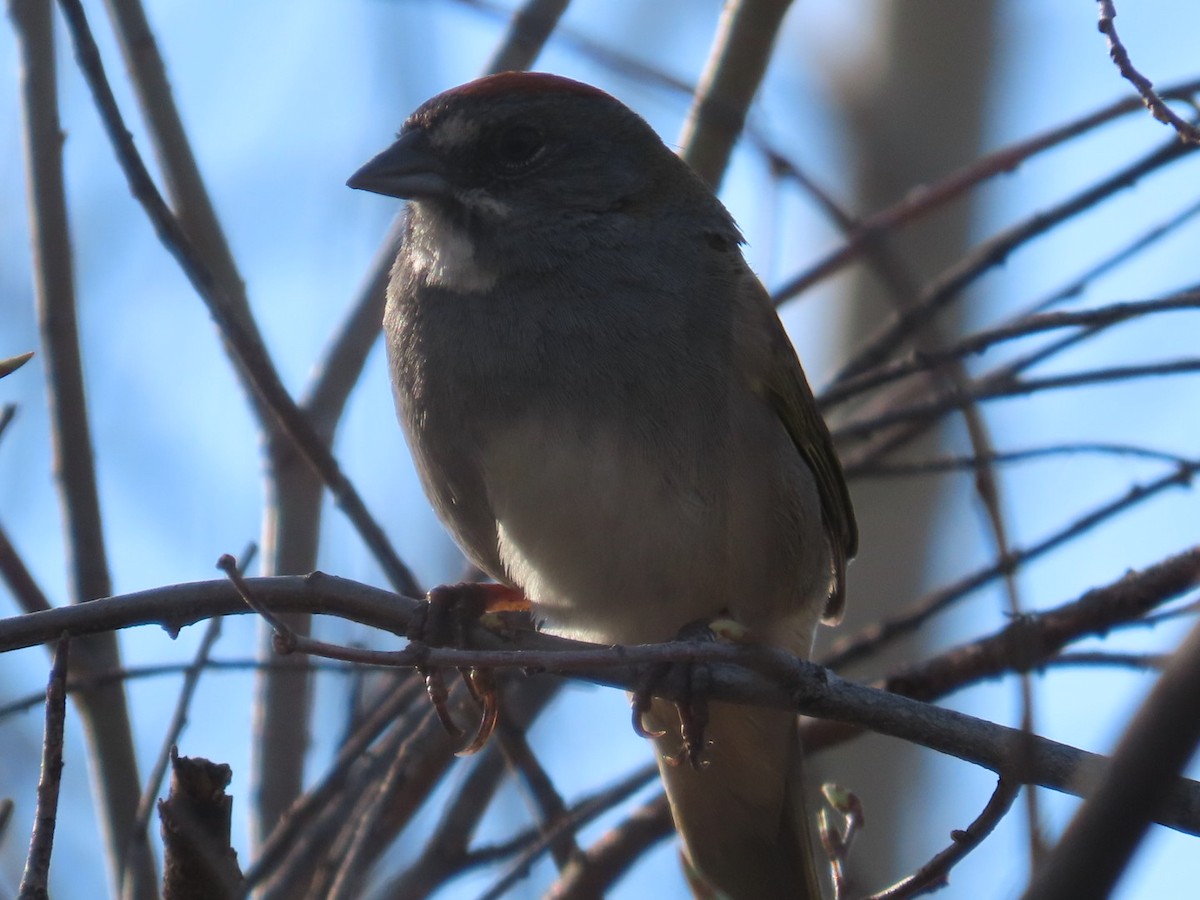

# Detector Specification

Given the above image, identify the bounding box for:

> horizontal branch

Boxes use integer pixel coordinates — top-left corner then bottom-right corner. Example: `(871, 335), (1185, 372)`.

(3, 576), (1200, 835)
(833, 358), (1200, 441)
(823, 289), (1200, 408)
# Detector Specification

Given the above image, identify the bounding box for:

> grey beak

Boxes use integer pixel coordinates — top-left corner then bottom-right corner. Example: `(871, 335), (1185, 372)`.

(347, 129), (449, 200)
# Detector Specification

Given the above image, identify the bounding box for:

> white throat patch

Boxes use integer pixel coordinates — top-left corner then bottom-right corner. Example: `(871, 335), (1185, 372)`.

(407, 205), (498, 294)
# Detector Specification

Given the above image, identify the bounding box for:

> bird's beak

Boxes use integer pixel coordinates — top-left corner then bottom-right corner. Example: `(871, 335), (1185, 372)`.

(347, 129), (449, 200)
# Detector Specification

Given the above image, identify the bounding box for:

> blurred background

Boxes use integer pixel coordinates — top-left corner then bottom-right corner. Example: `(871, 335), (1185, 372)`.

(1, 1), (1198, 897)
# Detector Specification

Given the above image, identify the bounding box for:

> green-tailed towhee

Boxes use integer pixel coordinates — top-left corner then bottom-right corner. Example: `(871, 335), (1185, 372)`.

(349, 71), (857, 900)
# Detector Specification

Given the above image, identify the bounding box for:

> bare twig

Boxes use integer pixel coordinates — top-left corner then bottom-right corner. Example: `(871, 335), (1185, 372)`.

(54, 0), (418, 598)
(121, 547), (253, 896)
(261, 713), (414, 899)
(248, 679), (424, 894)
(805, 547), (1200, 769)
(866, 779), (1020, 899)
(495, 714), (580, 870)
(833, 136), (1197, 382)
(387, 756), (659, 898)
(0, 523), (53, 614)
(772, 77), (1200, 304)
(486, 0), (571, 73)
(824, 461), (1200, 670)
(0, 351), (34, 380)
(7, 577), (1200, 835)
(889, 548), (1200, 700)
(0, 403), (17, 443)
(1022, 199), (1200, 313)
(848, 442), (1193, 480)
(12, 1), (155, 893)
(544, 793), (675, 899)
(18, 636), (69, 900)
(382, 744), (510, 899)
(324, 727), (413, 900)
(1046, 651), (1167, 671)
(679, 0), (794, 189)
(0, 657), (362, 721)
(0, 798), (13, 843)
(823, 289), (1200, 408)
(1023, 608), (1200, 899)
(834, 358), (1200, 442)
(1096, 0), (1200, 144)
(218, 553), (296, 646)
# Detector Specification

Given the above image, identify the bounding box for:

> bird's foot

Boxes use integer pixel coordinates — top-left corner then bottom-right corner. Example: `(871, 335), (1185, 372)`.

(410, 582), (530, 756)
(631, 617), (748, 770)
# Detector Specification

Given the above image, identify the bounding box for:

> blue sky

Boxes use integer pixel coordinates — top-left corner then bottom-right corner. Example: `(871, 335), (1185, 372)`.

(1, 2), (1198, 897)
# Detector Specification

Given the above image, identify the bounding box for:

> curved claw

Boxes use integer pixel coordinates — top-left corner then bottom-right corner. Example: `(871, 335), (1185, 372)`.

(424, 668), (465, 740)
(630, 691), (667, 739)
(455, 668), (499, 756)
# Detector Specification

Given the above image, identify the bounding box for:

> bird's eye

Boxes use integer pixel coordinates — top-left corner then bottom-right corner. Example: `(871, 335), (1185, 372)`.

(492, 124), (545, 170)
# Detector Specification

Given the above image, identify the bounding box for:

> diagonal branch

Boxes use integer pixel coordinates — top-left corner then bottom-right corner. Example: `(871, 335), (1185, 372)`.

(11, 2), (156, 895)
(1095, 0), (1200, 144)
(679, 0), (794, 189)
(1023, 607), (1200, 899)
(55, 0), (418, 597)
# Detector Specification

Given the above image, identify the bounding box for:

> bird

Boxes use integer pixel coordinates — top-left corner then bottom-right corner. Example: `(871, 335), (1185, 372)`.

(348, 71), (857, 900)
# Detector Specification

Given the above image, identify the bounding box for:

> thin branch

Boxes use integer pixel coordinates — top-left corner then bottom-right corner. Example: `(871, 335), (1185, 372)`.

(833, 135), (1197, 382)
(679, 0), (794, 189)
(1045, 651), (1167, 672)
(1022, 199), (1200, 313)
(0, 522), (53, 614)
(54, 0), (418, 597)
(0, 403), (17, 443)
(834, 358), (1200, 442)
(17, 0), (110, 606)
(865, 779), (1020, 900)
(382, 743), (510, 900)
(486, 0), (571, 74)
(0, 351), (34, 380)
(336, 676), (561, 894)
(324, 726), (413, 900)
(0, 657), (361, 721)
(847, 442), (1193, 480)
(823, 289), (1200, 408)
(7, 576), (1200, 836)
(245, 674), (425, 890)
(12, 2), (155, 893)
(823, 461), (1200, 670)
(122, 542), (241, 899)
(470, 762), (660, 866)
(1023, 609), (1200, 899)
(495, 713), (580, 870)
(883, 547), (1200, 704)
(389, 760), (660, 898)
(544, 794), (676, 899)
(1096, 0), (1200, 144)
(18, 636), (69, 900)
(0, 798), (13, 844)
(772, 78), (1200, 304)
(836, 306), (1199, 477)
(804, 548), (1200, 758)
(476, 766), (663, 900)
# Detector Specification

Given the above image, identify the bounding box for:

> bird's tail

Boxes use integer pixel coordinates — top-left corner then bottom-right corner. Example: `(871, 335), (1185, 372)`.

(648, 699), (822, 900)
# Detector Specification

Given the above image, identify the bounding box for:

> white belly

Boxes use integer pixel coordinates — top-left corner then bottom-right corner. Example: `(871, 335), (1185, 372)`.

(480, 415), (828, 652)
(481, 418), (715, 643)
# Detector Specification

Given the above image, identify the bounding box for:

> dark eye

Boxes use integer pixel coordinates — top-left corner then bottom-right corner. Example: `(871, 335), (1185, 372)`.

(492, 124), (545, 169)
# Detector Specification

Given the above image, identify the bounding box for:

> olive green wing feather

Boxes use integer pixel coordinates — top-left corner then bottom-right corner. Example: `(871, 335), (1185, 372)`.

(740, 275), (858, 622)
